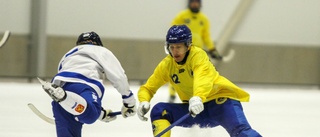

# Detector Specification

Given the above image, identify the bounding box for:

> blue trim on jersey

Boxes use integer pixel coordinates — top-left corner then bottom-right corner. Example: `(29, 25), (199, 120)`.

(55, 72), (104, 93)
(58, 48), (79, 71)
(58, 64), (62, 71)
(65, 48), (79, 57)
(122, 91), (133, 99)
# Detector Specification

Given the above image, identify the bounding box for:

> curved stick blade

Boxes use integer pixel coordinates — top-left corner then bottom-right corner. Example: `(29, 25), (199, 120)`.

(222, 49), (235, 62)
(27, 103), (55, 125)
(0, 30), (11, 47)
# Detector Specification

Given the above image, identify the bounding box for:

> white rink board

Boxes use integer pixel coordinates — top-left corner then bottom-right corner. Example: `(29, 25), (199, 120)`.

(0, 82), (319, 137)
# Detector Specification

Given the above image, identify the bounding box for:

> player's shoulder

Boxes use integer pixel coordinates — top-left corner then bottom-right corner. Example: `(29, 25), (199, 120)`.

(191, 46), (206, 54)
(198, 12), (209, 20)
(189, 46), (208, 60)
(176, 9), (191, 16)
(178, 9), (189, 13)
(75, 44), (113, 57)
(159, 55), (172, 65)
(77, 44), (108, 52)
(155, 55), (174, 70)
(77, 44), (104, 49)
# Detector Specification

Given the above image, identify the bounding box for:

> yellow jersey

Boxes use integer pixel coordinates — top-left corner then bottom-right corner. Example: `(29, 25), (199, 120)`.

(138, 46), (249, 103)
(172, 9), (215, 51)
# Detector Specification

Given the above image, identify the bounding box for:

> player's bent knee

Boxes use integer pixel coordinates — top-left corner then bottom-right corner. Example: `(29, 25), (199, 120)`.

(150, 102), (169, 121)
(76, 103), (101, 124)
(78, 115), (99, 124)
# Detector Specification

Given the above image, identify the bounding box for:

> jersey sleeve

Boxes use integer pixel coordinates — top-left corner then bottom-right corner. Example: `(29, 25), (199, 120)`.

(190, 50), (217, 102)
(138, 59), (169, 102)
(201, 15), (215, 51)
(90, 47), (132, 97)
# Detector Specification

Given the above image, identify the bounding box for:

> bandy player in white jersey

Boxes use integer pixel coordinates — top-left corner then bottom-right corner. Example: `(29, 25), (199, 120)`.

(39, 31), (137, 137)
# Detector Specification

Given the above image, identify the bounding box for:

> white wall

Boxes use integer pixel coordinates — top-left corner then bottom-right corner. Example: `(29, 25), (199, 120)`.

(46, 0), (185, 39)
(0, 0), (319, 45)
(0, 0), (31, 34)
(232, 0), (320, 46)
(45, 0), (239, 40)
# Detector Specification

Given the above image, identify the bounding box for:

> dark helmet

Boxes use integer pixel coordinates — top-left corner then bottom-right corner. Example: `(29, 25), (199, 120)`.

(76, 31), (103, 46)
(166, 25), (192, 47)
(164, 25), (192, 54)
(188, 0), (201, 13)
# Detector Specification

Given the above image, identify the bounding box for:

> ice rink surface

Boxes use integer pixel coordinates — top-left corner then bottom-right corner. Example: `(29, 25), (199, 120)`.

(0, 81), (320, 137)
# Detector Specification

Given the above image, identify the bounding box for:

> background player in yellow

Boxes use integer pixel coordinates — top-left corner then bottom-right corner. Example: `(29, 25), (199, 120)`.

(169, 0), (223, 103)
(137, 25), (261, 137)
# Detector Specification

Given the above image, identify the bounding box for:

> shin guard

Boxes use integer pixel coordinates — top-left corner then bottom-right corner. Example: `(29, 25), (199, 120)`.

(59, 91), (87, 115)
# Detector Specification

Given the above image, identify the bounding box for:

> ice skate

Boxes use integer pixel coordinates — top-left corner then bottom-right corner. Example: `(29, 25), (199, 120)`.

(37, 77), (66, 102)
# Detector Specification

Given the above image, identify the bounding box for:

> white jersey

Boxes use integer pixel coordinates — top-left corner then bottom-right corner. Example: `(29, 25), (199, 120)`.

(52, 44), (131, 99)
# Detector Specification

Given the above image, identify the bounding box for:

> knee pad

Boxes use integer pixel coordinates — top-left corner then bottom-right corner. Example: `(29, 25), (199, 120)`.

(60, 91), (87, 115)
(60, 91), (101, 124)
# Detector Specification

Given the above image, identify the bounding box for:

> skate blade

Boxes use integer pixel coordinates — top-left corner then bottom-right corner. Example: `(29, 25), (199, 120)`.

(37, 77), (47, 85)
(37, 77), (50, 92)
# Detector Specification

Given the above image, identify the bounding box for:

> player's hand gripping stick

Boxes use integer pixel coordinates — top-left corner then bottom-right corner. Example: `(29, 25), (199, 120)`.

(188, 96), (204, 117)
(138, 101), (150, 121)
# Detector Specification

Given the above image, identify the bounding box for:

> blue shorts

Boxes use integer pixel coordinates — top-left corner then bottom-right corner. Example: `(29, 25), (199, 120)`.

(150, 98), (261, 137)
(52, 82), (102, 137)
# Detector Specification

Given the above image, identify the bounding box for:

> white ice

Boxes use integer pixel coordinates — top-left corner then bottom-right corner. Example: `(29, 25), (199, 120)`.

(0, 81), (319, 137)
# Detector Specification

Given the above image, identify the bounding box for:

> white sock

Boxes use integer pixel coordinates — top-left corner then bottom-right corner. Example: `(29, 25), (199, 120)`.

(59, 91), (87, 115)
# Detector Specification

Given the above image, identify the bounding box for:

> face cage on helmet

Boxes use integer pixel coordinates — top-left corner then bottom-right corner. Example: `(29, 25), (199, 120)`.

(164, 41), (192, 55)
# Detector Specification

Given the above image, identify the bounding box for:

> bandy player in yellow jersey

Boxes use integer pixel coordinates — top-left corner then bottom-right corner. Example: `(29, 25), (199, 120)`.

(137, 25), (261, 137)
(168, 0), (223, 103)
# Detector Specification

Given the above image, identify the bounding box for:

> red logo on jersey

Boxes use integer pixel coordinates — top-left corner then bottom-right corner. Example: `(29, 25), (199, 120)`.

(75, 104), (85, 113)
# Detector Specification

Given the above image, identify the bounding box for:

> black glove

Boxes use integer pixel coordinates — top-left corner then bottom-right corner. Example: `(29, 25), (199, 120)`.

(208, 49), (223, 60)
(99, 108), (117, 122)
